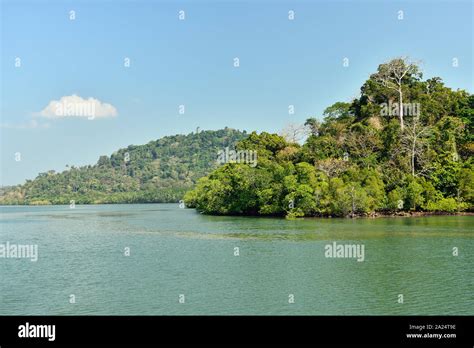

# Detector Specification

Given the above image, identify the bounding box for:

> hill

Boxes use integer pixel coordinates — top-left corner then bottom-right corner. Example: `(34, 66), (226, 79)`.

(0, 128), (247, 204)
(184, 58), (474, 217)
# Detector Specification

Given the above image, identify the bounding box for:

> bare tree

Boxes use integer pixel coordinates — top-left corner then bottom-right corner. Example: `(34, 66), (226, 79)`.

(400, 115), (432, 177)
(280, 123), (307, 144)
(346, 127), (382, 160)
(373, 57), (421, 130)
(315, 158), (349, 178)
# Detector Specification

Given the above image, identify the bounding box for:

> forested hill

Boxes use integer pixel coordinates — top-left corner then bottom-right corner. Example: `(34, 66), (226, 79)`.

(184, 58), (474, 218)
(0, 128), (247, 205)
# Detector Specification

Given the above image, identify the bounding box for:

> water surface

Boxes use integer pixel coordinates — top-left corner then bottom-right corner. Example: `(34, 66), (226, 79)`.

(0, 204), (472, 315)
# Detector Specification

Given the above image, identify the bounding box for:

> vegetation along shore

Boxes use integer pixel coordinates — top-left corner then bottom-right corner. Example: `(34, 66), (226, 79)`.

(2, 58), (473, 219)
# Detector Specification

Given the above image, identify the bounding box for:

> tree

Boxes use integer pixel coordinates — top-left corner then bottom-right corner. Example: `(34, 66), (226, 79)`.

(315, 158), (349, 178)
(280, 123), (307, 144)
(304, 118), (321, 136)
(372, 57), (421, 130)
(399, 115), (432, 177)
(406, 178), (425, 210)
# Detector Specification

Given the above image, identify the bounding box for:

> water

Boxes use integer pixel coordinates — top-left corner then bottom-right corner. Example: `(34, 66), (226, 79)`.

(0, 204), (473, 315)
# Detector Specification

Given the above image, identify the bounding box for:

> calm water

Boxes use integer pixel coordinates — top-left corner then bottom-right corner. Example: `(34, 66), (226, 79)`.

(0, 204), (473, 315)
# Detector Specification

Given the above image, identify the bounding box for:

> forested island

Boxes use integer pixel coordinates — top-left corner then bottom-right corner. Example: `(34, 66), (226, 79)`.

(1, 58), (473, 218)
(184, 59), (473, 217)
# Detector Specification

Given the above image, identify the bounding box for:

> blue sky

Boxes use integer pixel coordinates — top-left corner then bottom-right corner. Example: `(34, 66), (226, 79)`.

(1, 0), (473, 185)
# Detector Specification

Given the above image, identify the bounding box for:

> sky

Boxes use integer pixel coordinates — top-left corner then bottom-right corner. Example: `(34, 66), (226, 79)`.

(1, 0), (473, 186)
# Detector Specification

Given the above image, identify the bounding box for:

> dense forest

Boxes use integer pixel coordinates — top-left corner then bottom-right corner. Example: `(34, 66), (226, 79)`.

(184, 58), (474, 218)
(0, 128), (246, 204)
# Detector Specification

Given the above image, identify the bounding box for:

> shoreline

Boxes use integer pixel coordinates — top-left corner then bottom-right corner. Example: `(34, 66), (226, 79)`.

(1, 204), (473, 219)
(339, 211), (474, 219)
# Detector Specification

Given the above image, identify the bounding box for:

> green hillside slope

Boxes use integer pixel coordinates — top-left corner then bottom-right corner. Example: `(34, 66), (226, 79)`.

(0, 128), (247, 205)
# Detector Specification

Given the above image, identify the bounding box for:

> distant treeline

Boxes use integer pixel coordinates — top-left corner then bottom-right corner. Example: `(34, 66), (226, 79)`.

(0, 129), (247, 205)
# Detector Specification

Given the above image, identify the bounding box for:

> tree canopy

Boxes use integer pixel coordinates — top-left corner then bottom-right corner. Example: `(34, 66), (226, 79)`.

(0, 128), (247, 205)
(185, 58), (474, 217)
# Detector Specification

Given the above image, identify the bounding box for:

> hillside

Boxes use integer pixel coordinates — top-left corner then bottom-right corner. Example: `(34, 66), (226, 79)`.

(0, 128), (247, 204)
(184, 58), (474, 217)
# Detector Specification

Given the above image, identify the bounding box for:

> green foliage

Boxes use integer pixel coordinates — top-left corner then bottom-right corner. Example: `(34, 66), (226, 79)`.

(425, 198), (459, 212)
(405, 179), (425, 210)
(185, 59), (473, 217)
(3, 59), (473, 218)
(0, 128), (247, 205)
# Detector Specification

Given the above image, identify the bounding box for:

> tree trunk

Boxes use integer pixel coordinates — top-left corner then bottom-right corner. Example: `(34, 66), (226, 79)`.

(399, 87), (404, 130)
(351, 186), (355, 218)
(411, 126), (417, 177)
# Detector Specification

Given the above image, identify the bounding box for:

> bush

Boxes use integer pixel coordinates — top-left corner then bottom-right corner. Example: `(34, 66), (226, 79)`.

(425, 198), (459, 212)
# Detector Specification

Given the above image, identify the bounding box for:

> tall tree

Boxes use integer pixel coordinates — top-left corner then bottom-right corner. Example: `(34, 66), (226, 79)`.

(399, 115), (432, 177)
(372, 57), (421, 130)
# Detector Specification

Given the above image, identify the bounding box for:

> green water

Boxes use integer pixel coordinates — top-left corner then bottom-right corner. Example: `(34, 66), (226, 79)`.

(0, 204), (472, 315)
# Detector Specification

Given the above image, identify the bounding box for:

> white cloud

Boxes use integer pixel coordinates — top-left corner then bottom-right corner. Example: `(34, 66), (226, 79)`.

(37, 94), (117, 120)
